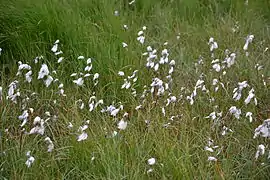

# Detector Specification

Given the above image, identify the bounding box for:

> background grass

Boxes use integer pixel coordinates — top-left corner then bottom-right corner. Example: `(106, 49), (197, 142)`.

(0, 0), (270, 179)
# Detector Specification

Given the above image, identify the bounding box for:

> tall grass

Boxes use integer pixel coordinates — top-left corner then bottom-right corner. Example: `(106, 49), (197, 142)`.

(0, 0), (270, 179)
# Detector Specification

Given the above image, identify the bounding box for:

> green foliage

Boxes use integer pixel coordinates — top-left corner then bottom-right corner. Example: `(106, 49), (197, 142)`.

(0, 0), (270, 179)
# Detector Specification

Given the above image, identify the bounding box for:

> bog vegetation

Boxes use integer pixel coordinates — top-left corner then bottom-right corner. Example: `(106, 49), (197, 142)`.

(0, 0), (270, 179)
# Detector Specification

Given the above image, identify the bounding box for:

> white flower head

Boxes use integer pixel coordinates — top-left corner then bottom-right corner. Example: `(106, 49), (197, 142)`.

(95, 99), (103, 108)
(77, 131), (88, 142)
(25, 71), (32, 83)
(55, 51), (63, 56)
(118, 71), (125, 76)
(38, 64), (49, 79)
(122, 42), (128, 48)
(18, 110), (29, 127)
(170, 96), (177, 103)
(221, 126), (233, 136)
(239, 81), (249, 89)
(121, 80), (131, 89)
(205, 112), (217, 120)
(78, 56), (84, 60)
(85, 64), (92, 72)
(0, 86), (2, 101)
(208, 37), (218, 52)
(205, 146), (214, 152)
(8, 81), (17, 97)
(138, 30), (144, 36)
(226, 53), (236, 67)
(212, 79), (218, 86)
(135, 105), (142, 110)
(147, 168), (154, 174)
(212, 63), (221, 72)
(255, 144), (265, 160)
(111, 108), (120, 117)
(208, 156), (217, 162)
(45, 75), (54, 87)
(229, 106), (241, 119)
(245, 112), (253, 122)
(137, 36), (145, 44)
(93, 73), (99, 81)
(79, 125), (88, 132)
(147, 158), (156, 165)
(123, 24), (128, 30)
(254, 119), (270, 138)
(154, 63), (159, 71)
(244, 88), (255, 105)
(70, 73), (77, 77)
(29, 116), (45, 135)
(233, 81), (249, 101)
(51, 43), (58, 53)
(57, 57), (64, 63)
(146, 46), (152, 52)
(68, 122), (73, 129)
(7, 81), (19, 103)
(243, 34), (254, 51)
(118, 119), (127, 130)
(73, 77), (84, 86)
(17, 63), (31, 76)
(169, 60), (175, 66)
(86, 58), (92, 64)
(114, 10), (119, 16)
(161, 50), (169, 59)
(161, 107), (166, 116)
(44, 137), (54, 152)
(25, 151), (35, 168)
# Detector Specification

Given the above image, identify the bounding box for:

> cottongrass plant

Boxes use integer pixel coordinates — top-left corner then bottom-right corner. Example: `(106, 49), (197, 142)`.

(1, 30), (269, 178)
(0, 0), (270, 179)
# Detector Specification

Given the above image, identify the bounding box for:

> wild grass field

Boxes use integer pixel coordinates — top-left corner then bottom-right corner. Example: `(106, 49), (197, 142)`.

(0, 0), (270, 179)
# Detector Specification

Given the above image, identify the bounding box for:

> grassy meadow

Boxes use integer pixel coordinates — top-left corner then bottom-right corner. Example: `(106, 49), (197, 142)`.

(0, 0), (270, 179)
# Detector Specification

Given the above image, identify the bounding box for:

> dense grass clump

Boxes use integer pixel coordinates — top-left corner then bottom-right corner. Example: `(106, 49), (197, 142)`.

(0, 0), (270, 179)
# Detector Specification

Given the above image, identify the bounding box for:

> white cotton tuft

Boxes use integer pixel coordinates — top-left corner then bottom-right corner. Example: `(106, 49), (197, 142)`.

(117, 119), (127, 130)
(44, 137), (54, 152)
(45, 75), (54, 87)
(57, 57), (64, 63)
(25, 151), (35, 168)
(77, 132), (88, 142)
(73, 77), (84, 86)
(254, 119), (270, 138)
(38, 64), (49, 79)
(118, 71), (125, 76)
(51, 44), (58, 53)
(255, 144), (265, 160)
(208, 156), (217, 162)
(147, 158), (156, 165)
(122, 42), (128, 48)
